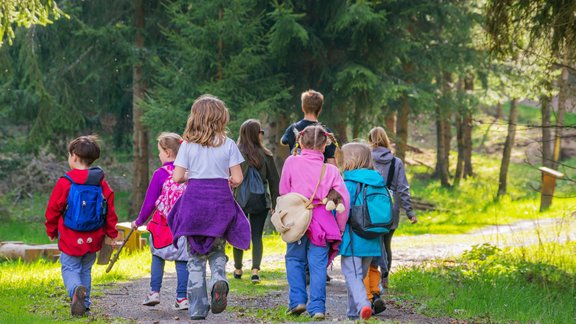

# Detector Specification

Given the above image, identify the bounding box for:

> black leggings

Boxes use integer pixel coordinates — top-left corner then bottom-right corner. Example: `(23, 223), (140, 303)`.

(233, 210), (268, 270)
(382, 229), (395, 278)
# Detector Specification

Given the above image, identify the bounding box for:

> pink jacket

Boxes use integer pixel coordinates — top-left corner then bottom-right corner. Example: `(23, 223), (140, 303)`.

(279, 149), (350, 263)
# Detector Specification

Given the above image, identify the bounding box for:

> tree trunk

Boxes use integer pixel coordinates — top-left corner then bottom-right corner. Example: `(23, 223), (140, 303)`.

(495, 102), (503, 120)
(463, 74), (474, 177)
(497, 98), (518, 198)
(130, 0), (149, 217)
(395, 95), (409, 162)
(541, 94), (552, 168)
(332, 119), (348, 144)
(454, 77), (464, 183)
(435, 105), (450, 187)
(442, 73), (452, 183)
(384, 109), (397, 136)
(552, 65), (569, 169)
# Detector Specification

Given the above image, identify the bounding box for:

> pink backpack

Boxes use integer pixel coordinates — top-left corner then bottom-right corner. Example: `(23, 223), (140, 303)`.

(147, 165), (187, 249)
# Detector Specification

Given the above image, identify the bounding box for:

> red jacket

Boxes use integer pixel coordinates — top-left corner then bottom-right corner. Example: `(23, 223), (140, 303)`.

(45, 167), (119, 256)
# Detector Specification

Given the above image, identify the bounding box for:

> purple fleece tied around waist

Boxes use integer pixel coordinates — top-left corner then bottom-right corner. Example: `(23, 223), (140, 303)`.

(168, 178), (251, 254)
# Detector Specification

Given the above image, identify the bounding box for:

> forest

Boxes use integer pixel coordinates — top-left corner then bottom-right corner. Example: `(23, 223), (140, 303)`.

(0, 1), (574, 323)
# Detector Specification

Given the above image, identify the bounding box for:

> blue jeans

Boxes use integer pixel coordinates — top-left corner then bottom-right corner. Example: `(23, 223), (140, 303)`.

(150, 255), (188, 298)
(285, 235), (329, 315)
(60, 252), (96, 309)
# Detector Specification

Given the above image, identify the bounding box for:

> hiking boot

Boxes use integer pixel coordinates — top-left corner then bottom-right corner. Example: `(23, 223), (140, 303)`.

(71, 285), (87, 316)
(190, 315), (206, 320)
(143, 291), (160, 306)
(311, 312), (325, 320)
(286, 304), (306, 315)
(84, 308), (91, 316)
(360, 306), (372, 320)
(210, 280), (228, 314)
(172, 297), (189, 310)
(372, 294), (386, 315)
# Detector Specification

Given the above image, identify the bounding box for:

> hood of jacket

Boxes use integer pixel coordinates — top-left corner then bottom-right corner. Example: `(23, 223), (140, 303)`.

(66, 166), (104, 185)
(372, 146), (393, 165)
(343, 169), (385, 187)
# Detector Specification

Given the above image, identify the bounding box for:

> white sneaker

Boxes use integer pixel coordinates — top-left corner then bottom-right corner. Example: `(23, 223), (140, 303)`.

(172, 298), (189, 310)
(143, 291), (160, 306)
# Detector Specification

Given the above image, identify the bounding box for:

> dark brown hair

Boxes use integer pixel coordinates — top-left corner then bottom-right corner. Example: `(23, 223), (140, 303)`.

(68, 135), (100, 165)
(301, 90), (324, 116)
(237, 119), (272, 169)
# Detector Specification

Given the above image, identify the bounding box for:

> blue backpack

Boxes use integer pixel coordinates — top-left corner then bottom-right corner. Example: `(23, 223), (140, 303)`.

(62, 175), (107, 232)
(347, 181), (393, 239)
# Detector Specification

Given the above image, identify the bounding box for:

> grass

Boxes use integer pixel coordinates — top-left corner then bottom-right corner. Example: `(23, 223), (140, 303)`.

(399, 155), (576, 236)
(0, 248), (151, 323)
(502, 101), (576, 126)
(392, 241), (576, 323)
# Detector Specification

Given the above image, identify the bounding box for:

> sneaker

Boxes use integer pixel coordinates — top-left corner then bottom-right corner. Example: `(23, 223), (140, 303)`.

(372, 294), (386, 315)
(360, 306), (372, 320)
(233, 269), (242, 279)
(312, 312), (325, 320)
(251, 274), (260, 283)
(286, 304), (306, 315)
(210, 280), (228, 314)
(71, 285), (87, 316)
(143, 291), (160, 306)
(190, 315), (206, 320)
(84, 308), (91, 316)
(172, 297), (189, 310)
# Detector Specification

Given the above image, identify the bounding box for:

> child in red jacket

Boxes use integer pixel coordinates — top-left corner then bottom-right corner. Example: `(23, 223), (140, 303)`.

(45, 135), (118, 316)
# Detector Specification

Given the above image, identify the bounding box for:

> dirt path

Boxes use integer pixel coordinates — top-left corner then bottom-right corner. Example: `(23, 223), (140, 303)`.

(95, 217), (573, 323)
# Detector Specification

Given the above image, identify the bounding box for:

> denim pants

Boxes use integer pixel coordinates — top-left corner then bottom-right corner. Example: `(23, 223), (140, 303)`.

(186, 239), (228, 318)
(285, 235), (329, 315)
(341, 256), (372, 318)
(60, 252), (96, 309)
(150, 254), (188, 299)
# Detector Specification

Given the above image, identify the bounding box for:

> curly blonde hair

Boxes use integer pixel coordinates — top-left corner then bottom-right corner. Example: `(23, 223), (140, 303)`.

(183, 94), (229, 147)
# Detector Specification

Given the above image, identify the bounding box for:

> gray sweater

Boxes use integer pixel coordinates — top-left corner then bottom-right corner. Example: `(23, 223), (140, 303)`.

(372, 146), (415, 229)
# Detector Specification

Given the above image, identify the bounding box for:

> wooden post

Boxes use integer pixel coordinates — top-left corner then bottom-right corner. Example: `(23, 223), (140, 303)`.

(116, 222), (148, 252)
(539, 167), (564, 211)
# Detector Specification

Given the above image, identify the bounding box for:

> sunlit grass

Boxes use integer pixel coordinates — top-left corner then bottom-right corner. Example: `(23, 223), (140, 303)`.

(392, 241), (576, 323)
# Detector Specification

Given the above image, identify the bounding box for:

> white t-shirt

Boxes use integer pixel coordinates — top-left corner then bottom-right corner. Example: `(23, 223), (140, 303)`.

(174, 137), (244, 179)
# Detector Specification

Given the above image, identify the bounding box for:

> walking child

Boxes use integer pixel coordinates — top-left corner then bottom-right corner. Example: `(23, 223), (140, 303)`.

(281, 90), (338, 165)
(364, 126), (417, 314)
(45, 135), (118, 316)
(279, 125), (350, 319)
(233, 119), (280, 283)
(340, 142), (387, 320)
(132, 132), (190, 310)
(167, 95), (251, 321)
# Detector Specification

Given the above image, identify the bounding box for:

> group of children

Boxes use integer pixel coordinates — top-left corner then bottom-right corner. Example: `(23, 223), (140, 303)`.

(45, 90), (416, 321)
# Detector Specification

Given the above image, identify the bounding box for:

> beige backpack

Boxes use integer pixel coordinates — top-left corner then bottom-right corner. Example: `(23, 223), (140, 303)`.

(271, 164), (326, 243)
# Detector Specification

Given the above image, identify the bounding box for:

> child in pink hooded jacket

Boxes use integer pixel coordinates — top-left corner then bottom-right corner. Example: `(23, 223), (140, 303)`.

(279, 125), (350, 319)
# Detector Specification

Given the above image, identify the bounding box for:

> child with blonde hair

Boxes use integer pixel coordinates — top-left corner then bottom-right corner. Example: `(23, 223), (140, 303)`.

(132, 132), (189, 310)
(365, 126), (417, 314)
(168, 95), (251, 320)
(279, 125), (350, 319)
(339, 142), (387, 320)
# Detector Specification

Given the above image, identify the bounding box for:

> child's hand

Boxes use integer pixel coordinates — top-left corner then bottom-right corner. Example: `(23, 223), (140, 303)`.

(409, 216), (418, 224)
(49, 236), (56, 242)
(131, 221), (138, 230)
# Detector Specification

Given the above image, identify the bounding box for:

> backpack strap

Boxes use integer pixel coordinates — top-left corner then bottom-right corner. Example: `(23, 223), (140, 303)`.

(386, 158), (396, 189)
(306, 164), (327, 208)
(62, 174), (75, 184)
